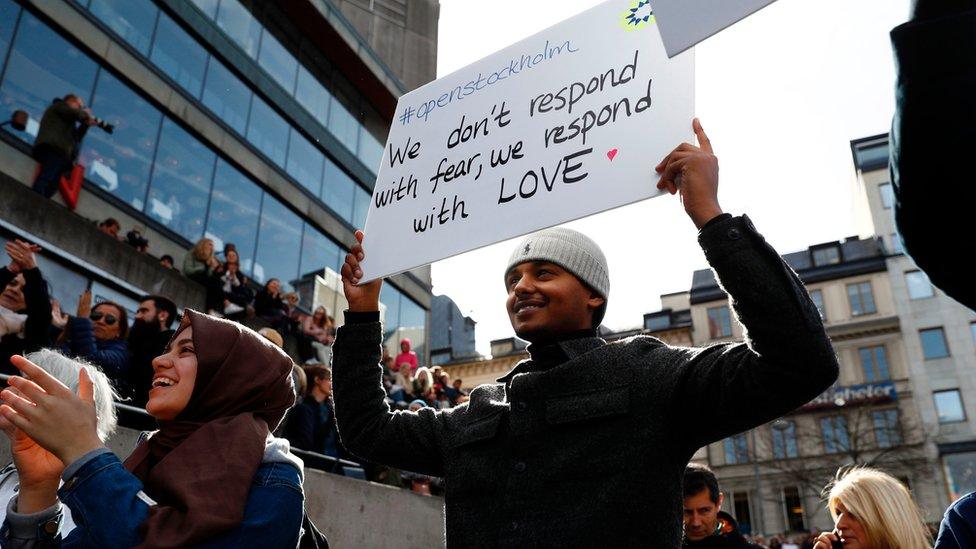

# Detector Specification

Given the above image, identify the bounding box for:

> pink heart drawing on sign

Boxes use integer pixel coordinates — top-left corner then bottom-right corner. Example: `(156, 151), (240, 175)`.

(607, 148), (618, 161)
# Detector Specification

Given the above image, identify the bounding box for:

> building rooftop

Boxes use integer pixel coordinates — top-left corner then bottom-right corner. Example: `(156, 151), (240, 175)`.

(690, 235), (887, 304)
(850, 133), (890, 173)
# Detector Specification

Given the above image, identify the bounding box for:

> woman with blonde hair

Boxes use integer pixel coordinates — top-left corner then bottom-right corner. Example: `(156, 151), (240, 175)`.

(182, 238), (223, 313)
(813, 467), (932, 549)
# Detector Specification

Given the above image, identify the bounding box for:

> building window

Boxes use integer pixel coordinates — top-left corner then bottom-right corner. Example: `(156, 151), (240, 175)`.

(733, 491), (753, 535)
(943, 451), (976, 501)
(890, 233), (904, 255)
(245, 94), (290, 168)
(905, 270), (934, 300)
(858, 345), (890, 382)
(145, 119), (216, 241)
(724, 433), (750, 464)
(200, 57), (252, 135)
(811, 246), (840, 266)
(934, 390), (966, 424)
(971, 322), (976, 345)
(204, 159), (263, 276)
(88, 0), (159, 56)
(707, 306), (733, 339)
(847, 282), (877, 316)
(645, 314), (671, 332)
(252, 197), (303, 289)
(285, 128), (325, 197)
(149, 12), (208, 98)
(321, 157), (357, 223)
(783, 486), (806, 531)
(821, 416), (850, 454)
(879, 182), (894, 209)
(872, 409), (901, 448)
(809, 289), (826, 320)
(215, 0), (262, 58)
(920, 328), (950, 360)
(772, 421), (798, 459)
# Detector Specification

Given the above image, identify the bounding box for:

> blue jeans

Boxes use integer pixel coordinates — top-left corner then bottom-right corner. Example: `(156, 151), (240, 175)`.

(31, 146), (69, 199)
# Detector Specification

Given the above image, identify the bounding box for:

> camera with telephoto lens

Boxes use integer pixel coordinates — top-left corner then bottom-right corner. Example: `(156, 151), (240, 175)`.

(126, 229), (149, 252)
(91, 116), (114, 134)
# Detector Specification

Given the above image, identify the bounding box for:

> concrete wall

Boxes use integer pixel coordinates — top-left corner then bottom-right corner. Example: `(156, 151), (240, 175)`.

(332, 0), (440, 91)
(0, 425), (445, 548)
(0, 161), (205, 309)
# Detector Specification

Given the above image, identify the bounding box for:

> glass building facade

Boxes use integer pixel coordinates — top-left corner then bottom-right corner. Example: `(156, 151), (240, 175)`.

(0, 0), (428, 362)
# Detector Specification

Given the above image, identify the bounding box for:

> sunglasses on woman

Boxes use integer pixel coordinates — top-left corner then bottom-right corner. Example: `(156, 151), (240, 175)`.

(90, 311), (118, 325)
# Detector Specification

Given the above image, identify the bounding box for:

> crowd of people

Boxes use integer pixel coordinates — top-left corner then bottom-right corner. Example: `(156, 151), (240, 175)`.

(1, 0), (974, 545)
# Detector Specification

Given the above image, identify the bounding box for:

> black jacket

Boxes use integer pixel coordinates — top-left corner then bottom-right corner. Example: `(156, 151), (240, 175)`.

(284, 396), (337, 454)
(890, 1), (976, 310)
(0, 267), (52, 375)
(683, 512), (761, 549)
(126, 323), (174, 406)
(332, 215), (838, 548)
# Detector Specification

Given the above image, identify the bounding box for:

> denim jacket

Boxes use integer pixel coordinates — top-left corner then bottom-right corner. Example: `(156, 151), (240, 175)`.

(1, 438), (305, 548)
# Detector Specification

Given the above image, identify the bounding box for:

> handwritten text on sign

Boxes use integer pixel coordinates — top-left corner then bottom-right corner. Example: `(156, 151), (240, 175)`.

(359, 0), (694, 282)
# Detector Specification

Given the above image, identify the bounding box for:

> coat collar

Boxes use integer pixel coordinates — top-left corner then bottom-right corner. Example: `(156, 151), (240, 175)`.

(496, 335), (606, 384)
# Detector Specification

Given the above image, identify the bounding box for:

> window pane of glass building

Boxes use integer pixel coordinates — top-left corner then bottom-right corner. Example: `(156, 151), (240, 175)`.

(943, 451), (976, 501)
(295, 65), (331, 127)
(821, 416), (850, 454)
(812, 246), (840, 266)
(353, 184), (371, 228)
(145, 119), (215, 241)
(81, 71), (162, 210)
(88, 0), (158, 55)
(905, 270), (934, 300)
(873, 410), (900, 448)
(190, 0), (219, 19)
(285, 128), (324, 196)
(707, 306), (732, 339)
(205, 159), (263, 275)
(215, 0), (261, 58)
(201, 58), (251, 135)
(358, 126), (384, 172)
(299, 224), (341, 279)
(0, 0), (20, 73)
(847, 282), (876, 316)
(257, 30), (298, 94)
(246, 95), (288, 167)
(328, 84), (360, 153)
(321, 156), (355, 222)
(858, 345), (889, 382)
(809, 289), (826, 320)
(0, 11), (98, 144)
(253, 198), (302, 290)
(879, 182), (894, 209)
(149, 13), (207, 98)
(935, 390), (966, 423)
(920, 328), (950, 359)
(380, 284), (401, 341)
(773, 421), (798, 459)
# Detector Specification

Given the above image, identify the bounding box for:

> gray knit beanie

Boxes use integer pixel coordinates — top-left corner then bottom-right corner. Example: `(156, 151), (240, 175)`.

(505, 227), (609, 325)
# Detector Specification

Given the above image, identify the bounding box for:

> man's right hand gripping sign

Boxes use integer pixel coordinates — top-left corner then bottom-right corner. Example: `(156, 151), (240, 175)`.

(333, 119), (838, 549)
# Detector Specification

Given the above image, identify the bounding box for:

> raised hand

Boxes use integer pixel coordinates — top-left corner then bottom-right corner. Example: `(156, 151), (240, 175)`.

(0, 355), (103, 467)
(654, 118), (724, 229)
(77, 289), (92, 319)
(4, 240), (40, 273)
(340, 231), (382, 313)
(0, 407), (64, 513)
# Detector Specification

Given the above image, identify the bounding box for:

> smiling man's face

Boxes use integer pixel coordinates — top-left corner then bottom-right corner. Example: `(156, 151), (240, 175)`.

(505, 261), (604, 343)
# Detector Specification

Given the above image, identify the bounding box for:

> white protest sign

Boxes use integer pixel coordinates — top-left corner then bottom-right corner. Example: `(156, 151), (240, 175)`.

(652, 0), (778, 58)
(359, 0), (694, 282)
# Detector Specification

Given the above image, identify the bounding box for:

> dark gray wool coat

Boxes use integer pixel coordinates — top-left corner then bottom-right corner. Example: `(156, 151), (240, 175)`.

(332, 215), (839, 548)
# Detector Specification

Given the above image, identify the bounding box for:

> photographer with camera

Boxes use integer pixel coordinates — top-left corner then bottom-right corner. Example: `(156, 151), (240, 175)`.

(31, 94), (112, 199)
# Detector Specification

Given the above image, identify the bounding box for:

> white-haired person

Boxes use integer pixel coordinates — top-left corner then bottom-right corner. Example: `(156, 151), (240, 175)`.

(813, 467), (932, 549)
(0, 349), (118, 533)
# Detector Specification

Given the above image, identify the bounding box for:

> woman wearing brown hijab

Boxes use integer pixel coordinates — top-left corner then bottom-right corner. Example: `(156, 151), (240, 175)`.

(0, 310), (305, 547)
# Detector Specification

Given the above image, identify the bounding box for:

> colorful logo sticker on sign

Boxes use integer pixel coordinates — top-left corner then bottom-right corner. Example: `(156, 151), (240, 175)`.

(621, 0), (655, 31)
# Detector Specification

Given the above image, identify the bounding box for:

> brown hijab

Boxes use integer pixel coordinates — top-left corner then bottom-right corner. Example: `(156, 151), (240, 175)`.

(123, 309), (296, 548)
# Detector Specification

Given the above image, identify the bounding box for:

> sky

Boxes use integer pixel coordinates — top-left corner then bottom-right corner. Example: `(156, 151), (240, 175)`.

(430, 0), (910, 355)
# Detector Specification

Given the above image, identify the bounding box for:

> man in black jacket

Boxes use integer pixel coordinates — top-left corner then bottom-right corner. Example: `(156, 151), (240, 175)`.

(126, 295), (177, 405)
(890, 0), (976, 310)
(683, 464), (760, 548)
(0, 240), (51, 375)
(332, 120), (838, 547)
(31, 95), (96, 198)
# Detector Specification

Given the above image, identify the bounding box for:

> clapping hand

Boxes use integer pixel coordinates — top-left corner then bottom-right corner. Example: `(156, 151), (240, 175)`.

(4, 240), (40, 273)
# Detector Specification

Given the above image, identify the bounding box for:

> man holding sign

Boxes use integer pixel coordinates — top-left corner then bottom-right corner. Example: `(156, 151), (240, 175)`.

(332, 120), (838, 547)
